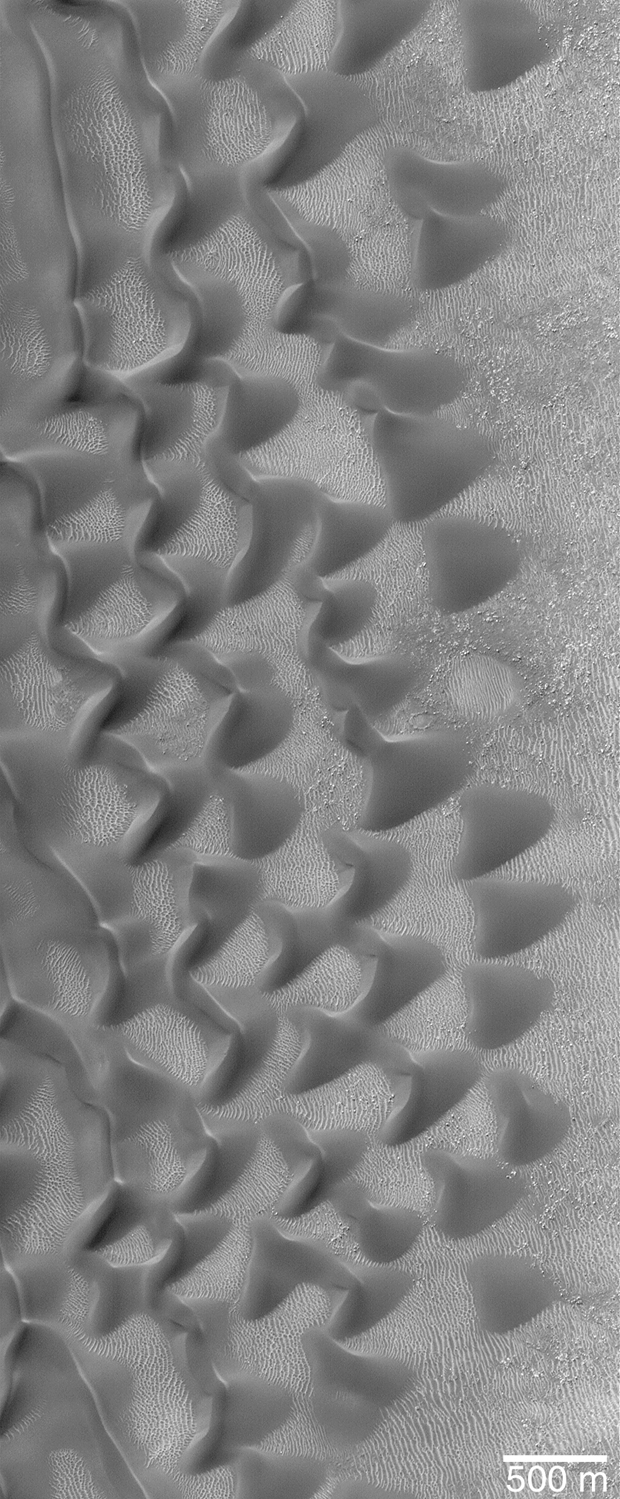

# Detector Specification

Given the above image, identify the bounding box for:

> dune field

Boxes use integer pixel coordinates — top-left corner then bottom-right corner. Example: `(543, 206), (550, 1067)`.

(0, 1), (618, 1496)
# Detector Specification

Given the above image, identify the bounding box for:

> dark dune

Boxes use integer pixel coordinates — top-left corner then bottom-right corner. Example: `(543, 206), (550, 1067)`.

(175, 268), (246, 378)
(114, 752), (212, 864)
(299, 573), (378, 642)
(310, 1388), (385, 1448)
(271, 248), (410, 343)
(159, 66), (220, 164)
(467, 1253), (560, 1334)
(134, 380), (196, 456)
(202, 0), (300, 79)
(372, 409), (494, 523)
(411, 209), (508, 290)
(269, 72), (378, 189)
(0, 1048), (41, 1127)
(423, 1147), (524, 1238)
(183, 1367), (293, 1471)
(239, 1216), (410, 1335)
(331, 1179), (424, 1262)
(303, 1326), (412, 1404)
(464, 961), (555, 1048)
(381, 1048), (481, 1144)
(341, 711), (472, 831)
(308, 492), (390, 574)
(0, 607), (36, 664)
(318, 334), (467, 412)
(122, 0), (186, 63)
(285, 1006), (373, 1091)
(94, 1041), (192, 1139)
(268, 1114), (367, 1216)
(55, 539), (127, 620)
(258, 898), (336, 990)
(180, 851), (260, 947)
(454, 784), (554, 878)
(93, 936), (170, 1029)
(488, 1068), (571, 1164)
(68, 190), (141, 298)
(234, 1448), (327, 1499)
(423, 515), (521, 611)
(330, 0), (431, 75)
(259, 826), (412, 993)
(162, 163), (241, 251)
(329, 1261), (413, 1340)
(324, 825), (412, 922)
(0, 1326), (143, 1499)
(218, 766), (302, 858)
(139, 458), (203, 547)
(22, 445), (107, 526)
(203, 653), (295, 766)
(169, 1126), (258, 1213)
(0, 728), (92, 845)
(273, 278), (413, 341)
(239, 1217), (335, 1320)
(350, 928), (445, 1023)
(469, 877), (577, 957)
(3, 1251), (70, 1324)
(460, 0), (553, 92)
(386, 145), (505, 218)
(71, 647), (167, 752)
(218, 368), (300, 452)
(327, 285), (414, 342)
(195, 984), (278, 1104)
(270, 194), (353, 284)
(160, 552), (225, 640)
(70, 1180), (147, 1256)
(0, 0), (595, 1488)
(314, 642), (417, 718)
(226, 474), (316, 604)
(303, 1327), (411, 1443)
(0, 1145), (43, 1225)
(82, 1247), (172, 1337)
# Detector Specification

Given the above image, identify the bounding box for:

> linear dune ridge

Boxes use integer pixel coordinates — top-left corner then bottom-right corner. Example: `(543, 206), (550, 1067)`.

(0, 0), (616, 1497)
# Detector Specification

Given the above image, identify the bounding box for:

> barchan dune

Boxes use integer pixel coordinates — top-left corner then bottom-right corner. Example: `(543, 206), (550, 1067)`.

(0, 0), (616, 1495)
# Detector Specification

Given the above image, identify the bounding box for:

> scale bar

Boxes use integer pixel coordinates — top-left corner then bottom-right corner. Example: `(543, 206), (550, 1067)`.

(503, 1456), (608, 1464)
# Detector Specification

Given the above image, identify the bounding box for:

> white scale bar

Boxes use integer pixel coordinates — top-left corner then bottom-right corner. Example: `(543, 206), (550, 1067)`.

(503, 1457), (608, 1464)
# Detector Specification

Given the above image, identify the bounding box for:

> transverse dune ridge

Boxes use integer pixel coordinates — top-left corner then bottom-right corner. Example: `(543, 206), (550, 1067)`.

(0, 0), (617, 1494)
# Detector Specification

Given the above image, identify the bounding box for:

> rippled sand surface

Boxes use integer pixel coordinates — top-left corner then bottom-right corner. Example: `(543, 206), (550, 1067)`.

(0, 1), (618, 1497)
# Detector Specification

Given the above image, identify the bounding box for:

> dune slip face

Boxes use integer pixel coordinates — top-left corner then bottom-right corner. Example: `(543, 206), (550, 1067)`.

(0, 0), (617, 1497)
